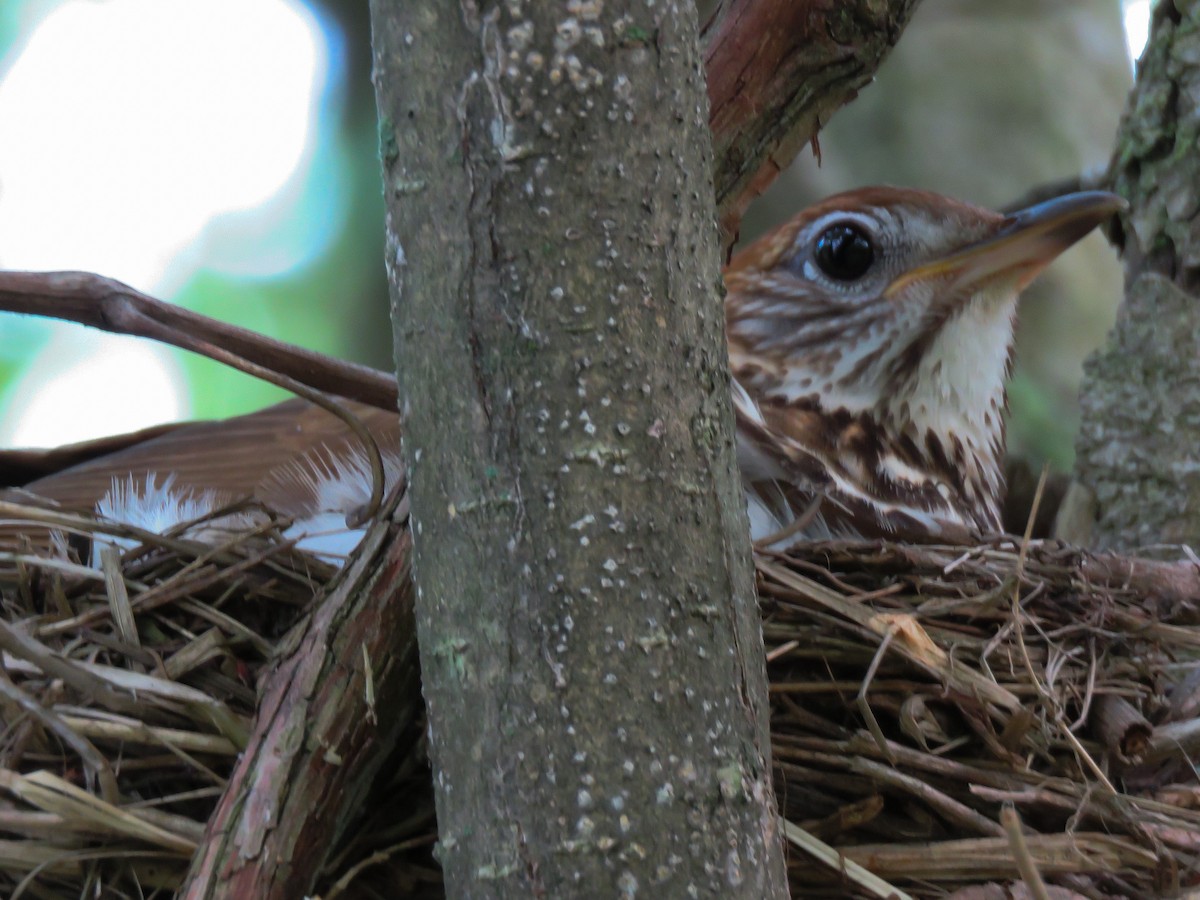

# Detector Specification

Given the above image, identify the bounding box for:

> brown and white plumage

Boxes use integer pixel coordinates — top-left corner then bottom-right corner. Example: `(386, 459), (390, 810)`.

(726, 187), (1122, 544)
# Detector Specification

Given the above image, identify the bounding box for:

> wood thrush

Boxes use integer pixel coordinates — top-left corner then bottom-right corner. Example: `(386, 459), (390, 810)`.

(2, 187), (1122, 556)
(728, 187), (1122, 544)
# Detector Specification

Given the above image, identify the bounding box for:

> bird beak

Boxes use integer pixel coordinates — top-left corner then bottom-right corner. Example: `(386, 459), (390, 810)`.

(886, 190), (1126, 298)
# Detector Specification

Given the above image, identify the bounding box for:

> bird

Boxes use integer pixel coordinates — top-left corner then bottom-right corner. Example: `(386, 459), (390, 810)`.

(727, 187), (1123, 544)
(0, 187), (1122, 557)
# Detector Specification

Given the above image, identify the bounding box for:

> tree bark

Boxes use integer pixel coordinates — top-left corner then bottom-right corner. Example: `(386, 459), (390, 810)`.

(1074, 1), (1200, 552)
(372, 2), (787, 896)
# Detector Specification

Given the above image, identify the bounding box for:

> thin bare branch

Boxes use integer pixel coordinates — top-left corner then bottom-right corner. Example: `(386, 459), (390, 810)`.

(0, 270), (398, 410)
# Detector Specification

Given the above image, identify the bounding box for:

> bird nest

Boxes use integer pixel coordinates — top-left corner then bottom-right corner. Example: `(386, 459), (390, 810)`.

(760, 539), (1200, 898)
(0, 497), (1197, 898)
(0, 500), (339, 896)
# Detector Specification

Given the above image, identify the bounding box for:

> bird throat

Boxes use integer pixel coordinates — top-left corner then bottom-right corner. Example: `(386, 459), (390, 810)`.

(733, 287), (1019, 542)
(881, 288), (1018, 525)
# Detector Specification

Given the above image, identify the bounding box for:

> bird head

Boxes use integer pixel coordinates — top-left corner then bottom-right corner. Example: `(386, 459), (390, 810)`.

(727, 187), (1123, 537)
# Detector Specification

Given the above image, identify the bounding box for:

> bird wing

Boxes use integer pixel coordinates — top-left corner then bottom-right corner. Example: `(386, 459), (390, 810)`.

(0, 422), (183, 488)
(732, 378), (842, 543)
(11, 398), (401, 513)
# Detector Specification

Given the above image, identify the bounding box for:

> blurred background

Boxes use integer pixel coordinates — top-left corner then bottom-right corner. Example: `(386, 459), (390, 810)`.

(0, 0), (390, 447)
(0, 0), (1142, 471)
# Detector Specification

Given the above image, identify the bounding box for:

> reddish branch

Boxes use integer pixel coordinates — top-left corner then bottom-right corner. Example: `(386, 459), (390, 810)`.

(180, 499), (419, 899)
(704, 0), (922, 246)
(0, 270), (398, 410)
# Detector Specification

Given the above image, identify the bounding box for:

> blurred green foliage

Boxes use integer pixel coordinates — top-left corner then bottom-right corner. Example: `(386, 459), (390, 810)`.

(0, 0), (391, 436)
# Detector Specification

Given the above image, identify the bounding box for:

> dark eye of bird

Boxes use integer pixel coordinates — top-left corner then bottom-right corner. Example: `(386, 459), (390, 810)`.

(814, 223), (875, 281)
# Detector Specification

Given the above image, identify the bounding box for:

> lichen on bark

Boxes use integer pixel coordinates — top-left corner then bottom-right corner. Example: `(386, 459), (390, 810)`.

(1074, 1), (1200, 551)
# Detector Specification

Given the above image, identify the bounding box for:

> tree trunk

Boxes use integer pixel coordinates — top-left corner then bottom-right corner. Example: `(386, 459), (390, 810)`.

(1073, 0), (1200, 552)
(371, 2), (788, 896)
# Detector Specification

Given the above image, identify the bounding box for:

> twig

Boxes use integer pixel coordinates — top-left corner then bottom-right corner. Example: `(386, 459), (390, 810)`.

(781, 818), (914, 900)
(1141, 716), (1200, 764)
(0, 271), (396, 409)
(848, 755), (1005, 838)
(0, 271), (390, 519)
(754, 496), (822, 550)
(323, 833), (437, 900)
(0, 670), (119, 805)
(1000, 804), (1051, 900)
(1008, 470), (1117, 793)
(99, 545), (139, 649)
(857, 625), (897, 760)
(1093, 694), (1152, 764)
(765, 639), (799, 663)
(0, 617), (144, 718)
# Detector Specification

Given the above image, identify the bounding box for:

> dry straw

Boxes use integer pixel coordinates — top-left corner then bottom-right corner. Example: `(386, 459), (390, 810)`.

(0, 485), (1197, 897)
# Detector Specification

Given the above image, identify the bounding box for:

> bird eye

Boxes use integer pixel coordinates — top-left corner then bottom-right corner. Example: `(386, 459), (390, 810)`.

(814, 223), (875, 281)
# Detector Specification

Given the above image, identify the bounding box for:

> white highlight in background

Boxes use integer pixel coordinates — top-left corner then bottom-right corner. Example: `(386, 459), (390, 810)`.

(0, 0), (325, 446)
(0, 336), (187, 448)
(0, 0), (323, 290)
(1124, 0), (1151, 63)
